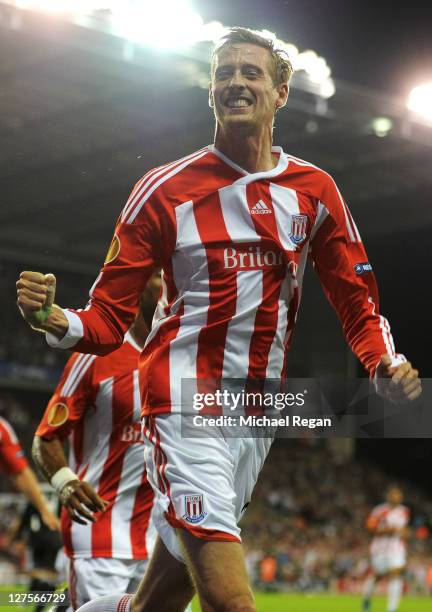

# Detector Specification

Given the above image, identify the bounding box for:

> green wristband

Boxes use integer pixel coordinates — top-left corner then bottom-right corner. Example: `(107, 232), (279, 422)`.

(29, 304), (53, 326)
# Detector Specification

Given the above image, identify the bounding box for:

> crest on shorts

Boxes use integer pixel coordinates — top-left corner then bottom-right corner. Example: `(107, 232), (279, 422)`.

(289, 214), (308, 244)
(183, 494), (207, 524)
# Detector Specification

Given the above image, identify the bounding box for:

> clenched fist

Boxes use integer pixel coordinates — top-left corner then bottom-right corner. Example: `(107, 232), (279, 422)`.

(16, 271), (56, 326)
(16, 271), (68, 338)
(375, 354), (422, 403)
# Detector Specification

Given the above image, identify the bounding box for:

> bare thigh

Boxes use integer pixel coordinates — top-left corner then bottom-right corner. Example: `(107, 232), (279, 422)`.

(177, 530), (256, 612)
(131, 536), (194, 612)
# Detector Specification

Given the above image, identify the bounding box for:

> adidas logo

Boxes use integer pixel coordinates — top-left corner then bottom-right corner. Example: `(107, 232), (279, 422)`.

(251, 200), (272, 215)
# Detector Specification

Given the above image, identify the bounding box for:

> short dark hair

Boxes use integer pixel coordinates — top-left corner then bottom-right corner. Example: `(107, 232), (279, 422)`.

(211, 27), (294, 86)
(386, 484), (402, 495)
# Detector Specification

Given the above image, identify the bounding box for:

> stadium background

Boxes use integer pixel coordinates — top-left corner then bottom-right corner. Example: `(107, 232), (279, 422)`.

(0, 0), (431, 609)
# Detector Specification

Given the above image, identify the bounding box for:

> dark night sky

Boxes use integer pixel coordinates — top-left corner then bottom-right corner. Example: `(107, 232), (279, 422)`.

(195, 0), (432, 97)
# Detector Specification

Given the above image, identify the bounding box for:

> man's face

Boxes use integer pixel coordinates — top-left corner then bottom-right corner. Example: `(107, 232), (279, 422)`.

(210, 43), (288, 132)
(387, 487), (403, 506)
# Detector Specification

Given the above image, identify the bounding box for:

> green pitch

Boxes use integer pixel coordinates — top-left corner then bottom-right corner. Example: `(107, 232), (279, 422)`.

(193, 593), (431, 611)
(0, 587), (430, 611)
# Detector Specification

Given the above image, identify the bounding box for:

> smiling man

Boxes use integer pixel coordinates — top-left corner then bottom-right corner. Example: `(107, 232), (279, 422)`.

(210, 32), (288, 172)
(17, 28), (421, 612)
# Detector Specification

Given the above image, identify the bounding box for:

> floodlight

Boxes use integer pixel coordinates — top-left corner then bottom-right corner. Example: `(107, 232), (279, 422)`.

(407, 82), (432, 122)
(111, 0), (204, 49)
(319, 80), (336, 99)
(6, 0), (336, 97)
(372, 117), (393, 138)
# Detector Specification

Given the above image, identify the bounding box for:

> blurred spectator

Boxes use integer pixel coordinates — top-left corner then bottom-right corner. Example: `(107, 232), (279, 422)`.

(260, 555), (277, 588)
(427, 564), (432, 596)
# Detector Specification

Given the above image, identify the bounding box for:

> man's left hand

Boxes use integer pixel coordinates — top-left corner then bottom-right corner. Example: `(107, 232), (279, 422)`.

(375, 354), (422, 403)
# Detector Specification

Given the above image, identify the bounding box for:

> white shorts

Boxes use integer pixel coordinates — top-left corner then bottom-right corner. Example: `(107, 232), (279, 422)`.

(371, 551), (406, 575)
(68, 557), (148, 610)
(143, 413), (273, 562)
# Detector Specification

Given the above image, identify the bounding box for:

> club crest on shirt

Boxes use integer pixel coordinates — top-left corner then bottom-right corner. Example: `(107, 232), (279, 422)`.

(104, 234), (121, 264)
(289, 214), (308, 244)
(183, 494), (207, 524)
(47, 402), (69, 427)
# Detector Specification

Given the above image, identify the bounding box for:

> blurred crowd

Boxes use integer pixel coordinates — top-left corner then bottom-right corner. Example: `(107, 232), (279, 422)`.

(241, 440), (432, 594)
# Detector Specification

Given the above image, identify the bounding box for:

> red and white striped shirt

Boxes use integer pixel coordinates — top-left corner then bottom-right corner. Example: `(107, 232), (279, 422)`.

(50, 146), (400, 414)
(36, 333), (155, 559)
(0, 416), (28, 475)
(367, 503), (410, 557)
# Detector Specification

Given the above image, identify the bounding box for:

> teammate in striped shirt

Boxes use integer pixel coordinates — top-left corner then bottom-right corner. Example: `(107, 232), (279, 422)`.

(31, 279), (160, 610)
(362, 486), (410, 612)
(0, 416), (59, 532)
(17, 27), (421, 612)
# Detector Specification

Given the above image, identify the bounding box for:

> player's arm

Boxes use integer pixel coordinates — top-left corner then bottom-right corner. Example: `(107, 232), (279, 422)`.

(16, 181), (169, 355)
(0, 418), (59, 531)
(366, 515), (397, 536)
(398, 507), (411, 540)
(33, 353), (109, 524)
(398, 525), (410, 540)
(11, 467), (60, 531)
(310, 177), (421, 402)
(32, 436), (108, 525)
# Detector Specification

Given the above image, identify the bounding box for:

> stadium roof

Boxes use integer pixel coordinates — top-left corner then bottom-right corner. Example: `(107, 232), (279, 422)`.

(1, 3), (431, 275)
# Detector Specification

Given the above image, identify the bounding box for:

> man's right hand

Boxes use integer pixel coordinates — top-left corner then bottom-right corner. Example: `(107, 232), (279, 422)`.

(40, 509), (61, 532)
(16, 271), (56, 328)
(59, 480), (109, 525)
(16, 271), (68, 338)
